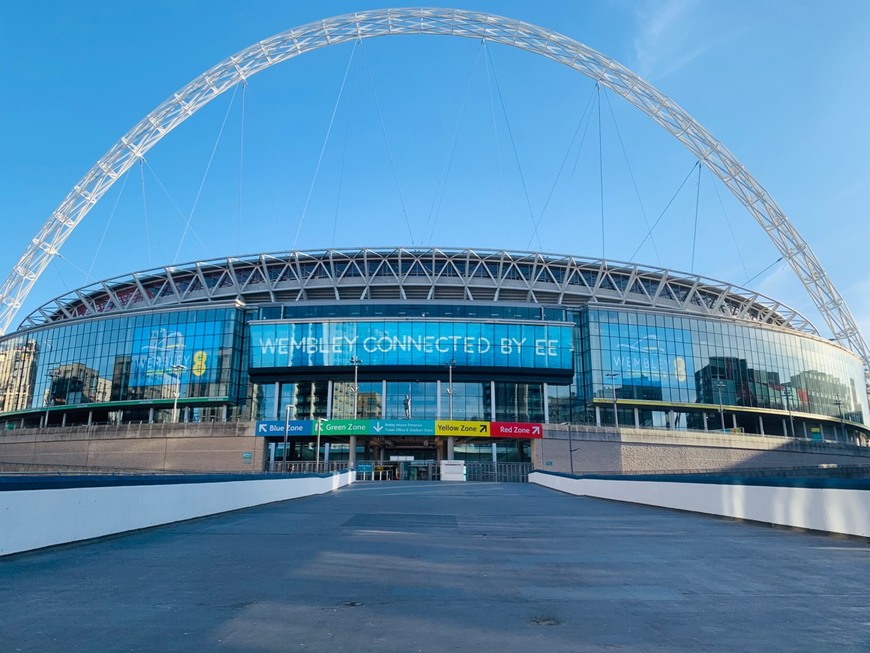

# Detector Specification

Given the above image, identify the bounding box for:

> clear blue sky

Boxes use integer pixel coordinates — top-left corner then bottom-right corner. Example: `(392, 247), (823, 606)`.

(0, 0), (867, 343)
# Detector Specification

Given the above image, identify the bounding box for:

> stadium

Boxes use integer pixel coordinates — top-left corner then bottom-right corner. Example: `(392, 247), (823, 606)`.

(0, 9), (867, 475)
(0, 246), (866, 474)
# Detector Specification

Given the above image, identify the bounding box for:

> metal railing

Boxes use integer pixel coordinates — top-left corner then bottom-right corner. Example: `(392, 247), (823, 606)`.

(465, 462), (531, 483)
(265, 460), (531, 482)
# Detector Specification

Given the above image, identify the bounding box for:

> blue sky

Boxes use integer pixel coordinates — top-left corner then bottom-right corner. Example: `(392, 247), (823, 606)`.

(0, 0), (867, 345)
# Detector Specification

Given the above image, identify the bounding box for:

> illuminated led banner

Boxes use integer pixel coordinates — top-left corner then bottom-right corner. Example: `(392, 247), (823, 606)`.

(250, 321), (573, 370)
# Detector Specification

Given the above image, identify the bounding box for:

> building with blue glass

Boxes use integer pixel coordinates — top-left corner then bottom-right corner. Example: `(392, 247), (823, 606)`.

(0, 248), (866, 465)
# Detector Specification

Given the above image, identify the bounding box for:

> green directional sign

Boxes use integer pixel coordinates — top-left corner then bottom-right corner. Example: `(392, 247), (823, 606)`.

(319, 419), (369, 435)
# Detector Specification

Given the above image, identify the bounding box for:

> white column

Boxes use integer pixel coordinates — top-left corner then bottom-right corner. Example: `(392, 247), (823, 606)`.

(490, 380), (496, 419)
(543, 383), (550, 423)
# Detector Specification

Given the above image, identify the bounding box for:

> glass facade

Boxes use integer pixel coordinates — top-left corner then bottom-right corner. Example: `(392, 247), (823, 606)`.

(581, 308), (868, 433)
(0, 300), (865, 439)
(0, 307), (244, 421)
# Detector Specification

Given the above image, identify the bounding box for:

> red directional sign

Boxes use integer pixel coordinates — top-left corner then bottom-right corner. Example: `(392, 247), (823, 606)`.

(490, 422), (543, 439)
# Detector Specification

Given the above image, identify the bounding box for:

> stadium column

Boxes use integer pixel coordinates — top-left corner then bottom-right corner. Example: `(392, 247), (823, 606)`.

(349, 356), (361, 468)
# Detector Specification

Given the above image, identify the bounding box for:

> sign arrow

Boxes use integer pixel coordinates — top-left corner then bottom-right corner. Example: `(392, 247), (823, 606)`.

(532, 425), (540, 435)
(481, 423), (488, 434)
(258, 424), (267, 433)
(373, 422), (383, 433)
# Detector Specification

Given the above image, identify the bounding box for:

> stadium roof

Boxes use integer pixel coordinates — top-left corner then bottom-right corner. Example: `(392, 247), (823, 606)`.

(18, 248), (817, 335)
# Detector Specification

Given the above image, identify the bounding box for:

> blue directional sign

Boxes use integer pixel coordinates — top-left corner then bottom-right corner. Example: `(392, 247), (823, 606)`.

(255, 420), (314, 437)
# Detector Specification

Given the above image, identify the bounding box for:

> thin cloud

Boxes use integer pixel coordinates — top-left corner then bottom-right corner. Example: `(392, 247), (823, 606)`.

(631, 0), (745, 79)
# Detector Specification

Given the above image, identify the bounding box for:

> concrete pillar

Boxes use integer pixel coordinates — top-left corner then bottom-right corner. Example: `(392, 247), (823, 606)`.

(731, 414), (738, 430)
(323, 442), (330, 464)
(758, 415), (764, 435)
(803, 422), (809, 439)
(447, 437), (455, 460)
(543, 383), (550, 423)
(349, 435), (357, 466)
(702, 412), (708, 431)
(61, 412), (67, 427)
(87, 411), (93, 426)
(634, 407), (640, 429)
(148, 407), (154, 424)
(595, 405), (601, 426)
(490, 381), (496, 420)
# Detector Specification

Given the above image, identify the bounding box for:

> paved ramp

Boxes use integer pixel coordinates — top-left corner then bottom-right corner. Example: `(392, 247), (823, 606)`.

(0, 482), (867, 652)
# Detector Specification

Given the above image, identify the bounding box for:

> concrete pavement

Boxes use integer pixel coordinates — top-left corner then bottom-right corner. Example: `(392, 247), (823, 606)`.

(1, 481), (867, 652)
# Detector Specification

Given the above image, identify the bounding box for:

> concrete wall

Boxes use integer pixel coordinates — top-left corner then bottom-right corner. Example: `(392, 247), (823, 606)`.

(3, 422), (870, 476)
(535, 425), (870, 474)
(530, 471), (870, 538)
(0, 471), (355, 557)
(0, 422), (264, 472)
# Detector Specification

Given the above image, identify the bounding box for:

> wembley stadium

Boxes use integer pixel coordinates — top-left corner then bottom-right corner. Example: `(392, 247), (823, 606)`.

(0, 9), (867, 474)
(0, 246), (865, 472)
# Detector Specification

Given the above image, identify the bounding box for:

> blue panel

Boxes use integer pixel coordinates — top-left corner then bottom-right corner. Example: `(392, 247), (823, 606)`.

(249, 321), (574, 371)
(130, 322), (221, 387)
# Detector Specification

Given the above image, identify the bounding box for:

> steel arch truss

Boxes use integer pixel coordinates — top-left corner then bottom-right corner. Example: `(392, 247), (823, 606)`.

(20, 247), (817, 336)
(2, 7), (866, 374)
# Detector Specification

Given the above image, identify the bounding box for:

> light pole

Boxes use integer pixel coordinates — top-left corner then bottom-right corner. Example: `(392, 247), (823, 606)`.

(447, 358), (456, 461)
(833, 396), (846, 442)
(712, 378), (727, 432)
(170, 364), (186, 423)
(282, 403), (291, 472)
(349, 355), (361, 469)
(782, 388), (796, 438)
(315, 417), (323, 469)
(447, 358), (455, 420)
(350, 356), (361, 419)
(605, 371), (619, 430)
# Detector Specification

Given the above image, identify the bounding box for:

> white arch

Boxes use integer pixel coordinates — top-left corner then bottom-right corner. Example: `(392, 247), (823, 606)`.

(3, 7), (867, 374)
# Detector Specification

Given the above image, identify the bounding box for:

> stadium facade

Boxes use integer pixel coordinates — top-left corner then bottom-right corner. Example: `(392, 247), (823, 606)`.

(0, 247), (867, 467)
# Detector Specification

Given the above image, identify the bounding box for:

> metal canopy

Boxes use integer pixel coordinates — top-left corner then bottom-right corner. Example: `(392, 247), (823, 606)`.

(19, 248), (817, 337)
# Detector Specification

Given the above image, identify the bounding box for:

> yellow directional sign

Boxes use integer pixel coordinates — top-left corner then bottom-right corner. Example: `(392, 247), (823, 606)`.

(434, 420), (490, 437)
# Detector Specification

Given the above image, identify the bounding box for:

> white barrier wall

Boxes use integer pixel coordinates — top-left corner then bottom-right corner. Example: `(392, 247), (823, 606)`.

(0, 471), (354, 557)
(530, 472), (869, 538)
